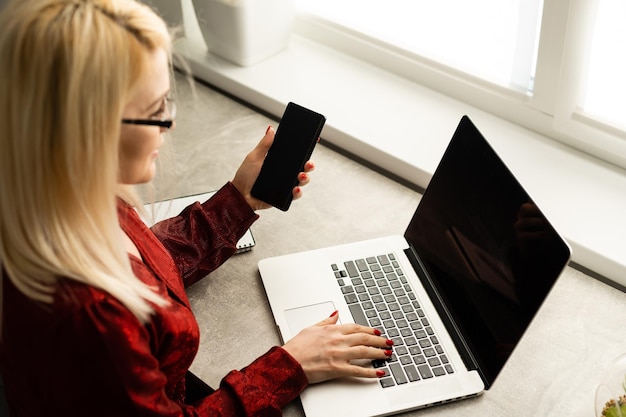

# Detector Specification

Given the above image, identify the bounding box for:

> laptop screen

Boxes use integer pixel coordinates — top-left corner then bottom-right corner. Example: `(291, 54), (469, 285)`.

(404, 116), (571, 388)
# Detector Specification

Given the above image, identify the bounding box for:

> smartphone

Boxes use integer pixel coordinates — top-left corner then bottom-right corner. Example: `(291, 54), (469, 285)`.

(251, 102), (326, 211)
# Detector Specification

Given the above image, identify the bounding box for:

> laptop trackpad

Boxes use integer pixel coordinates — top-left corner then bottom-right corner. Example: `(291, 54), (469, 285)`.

(285, 301), (338, 336)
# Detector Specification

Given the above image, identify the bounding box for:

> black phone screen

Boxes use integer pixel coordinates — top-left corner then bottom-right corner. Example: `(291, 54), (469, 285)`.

(251, 102), (326, 211)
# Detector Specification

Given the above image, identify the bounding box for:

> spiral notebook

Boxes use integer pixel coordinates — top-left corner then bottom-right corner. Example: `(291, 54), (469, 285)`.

(141, 191), (255, 254)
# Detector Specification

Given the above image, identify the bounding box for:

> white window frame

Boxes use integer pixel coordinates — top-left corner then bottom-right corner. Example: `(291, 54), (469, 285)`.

(293, 0), (626, 168)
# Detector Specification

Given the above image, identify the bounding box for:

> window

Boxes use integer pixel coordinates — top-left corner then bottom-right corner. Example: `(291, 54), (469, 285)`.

(294, 0), (626, 168)
(296, 0), (542, 93)
(581, 0), (626, 131)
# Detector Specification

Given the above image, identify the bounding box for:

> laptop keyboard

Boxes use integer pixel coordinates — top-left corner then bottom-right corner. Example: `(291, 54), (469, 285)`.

(331, 253), (454, 388)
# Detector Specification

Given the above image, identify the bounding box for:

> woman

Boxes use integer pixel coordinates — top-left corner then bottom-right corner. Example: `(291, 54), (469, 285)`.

(0, 0), (393, 415)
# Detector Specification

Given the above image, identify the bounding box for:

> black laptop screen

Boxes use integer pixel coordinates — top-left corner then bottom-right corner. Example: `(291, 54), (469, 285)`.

(404, 116), (571, 388)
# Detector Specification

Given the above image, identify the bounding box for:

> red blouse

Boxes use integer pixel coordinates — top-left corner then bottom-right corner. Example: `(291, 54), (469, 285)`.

(0, 183), (308, 416)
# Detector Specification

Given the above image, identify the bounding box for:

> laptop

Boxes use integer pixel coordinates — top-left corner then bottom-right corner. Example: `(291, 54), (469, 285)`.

(258, 116), (571, 417)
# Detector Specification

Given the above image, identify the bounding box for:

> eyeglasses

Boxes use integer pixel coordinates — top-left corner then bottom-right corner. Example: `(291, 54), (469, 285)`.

(121, 97), (176, 129)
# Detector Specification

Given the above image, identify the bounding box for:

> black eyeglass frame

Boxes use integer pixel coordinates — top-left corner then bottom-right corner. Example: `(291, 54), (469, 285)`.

(121, 119), (174, 129)
(121, 97), (176, 129)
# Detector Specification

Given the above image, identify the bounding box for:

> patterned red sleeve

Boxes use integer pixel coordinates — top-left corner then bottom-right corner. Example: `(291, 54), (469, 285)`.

(35, 292), (307, 417)
(150, 182), (259, 287)
(190, 347), (308, 416)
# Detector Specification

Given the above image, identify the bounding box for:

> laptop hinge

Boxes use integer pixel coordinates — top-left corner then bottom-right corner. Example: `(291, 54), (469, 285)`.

(404, 246), (490, 388)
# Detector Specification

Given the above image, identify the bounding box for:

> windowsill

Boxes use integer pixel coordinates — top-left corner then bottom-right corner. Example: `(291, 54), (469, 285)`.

(174, 33), (626, 290)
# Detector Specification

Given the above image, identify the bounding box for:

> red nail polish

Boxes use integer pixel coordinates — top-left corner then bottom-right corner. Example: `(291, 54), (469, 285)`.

(299, 173), (308, 181)
(384, 349), (393, 356)
(386, 339), (394, 346)
(329, 310), (338, 317)
(373, 329), (381, 336)
(376, 370), (386, 377)
(266, 125), (272, 134)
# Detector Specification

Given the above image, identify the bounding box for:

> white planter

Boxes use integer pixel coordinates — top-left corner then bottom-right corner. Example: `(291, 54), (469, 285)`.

(191, 0), (294, 67)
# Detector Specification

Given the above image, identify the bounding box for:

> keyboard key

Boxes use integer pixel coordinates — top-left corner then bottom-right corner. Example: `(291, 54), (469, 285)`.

(433, 367), (446, 377)
(369, 288), (381, 296)
(417, 365), (433, 379)
(428, 357), (441, 367)
(408, 346), (421, 355)
(389, 363), (408, 384)
(423, 348), (436, 357)
(413, 355), (426, 365)
(344, 261), (359, 277)
(406, 312), (418, 321)
(356, 259), (369, 272)
(382, 319), (395, 329)
(372, 359), (389, 368)
(398, 296), (410, 305)
(344, 293), (358, 304)
(400, 355), (413, 365)
(380, 378), (395, 388)
(348, 303), (369, 326)
(404, 365), (420, 382)
(380, 311), (391, 320)
(394, 288), (406, 297)
(400, 328), (413, 337)
(410, 322), (423, 331)
(392, 311), (404, 320)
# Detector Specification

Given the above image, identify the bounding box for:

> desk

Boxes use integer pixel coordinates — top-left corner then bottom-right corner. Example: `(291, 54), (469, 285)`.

(158, 74), (626, 417)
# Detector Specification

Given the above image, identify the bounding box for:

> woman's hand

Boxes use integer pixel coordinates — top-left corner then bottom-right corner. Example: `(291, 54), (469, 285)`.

(231, 126), (315, 211)
(282, 312), (393, 384)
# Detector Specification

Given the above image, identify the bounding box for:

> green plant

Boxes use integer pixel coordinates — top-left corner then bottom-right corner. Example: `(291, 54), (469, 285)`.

(600, 395), (626, 417)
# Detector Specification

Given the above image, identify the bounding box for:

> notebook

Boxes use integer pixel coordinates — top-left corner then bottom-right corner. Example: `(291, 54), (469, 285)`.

(141, 191), (256, 254)
(258, 116), (571, 417)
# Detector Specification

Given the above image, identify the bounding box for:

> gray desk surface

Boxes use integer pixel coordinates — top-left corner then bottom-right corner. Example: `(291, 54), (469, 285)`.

(149, 73), (626, 417)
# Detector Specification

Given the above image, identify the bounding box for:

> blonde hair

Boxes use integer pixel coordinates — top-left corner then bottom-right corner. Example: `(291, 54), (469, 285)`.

(0, 0), (173, 324)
